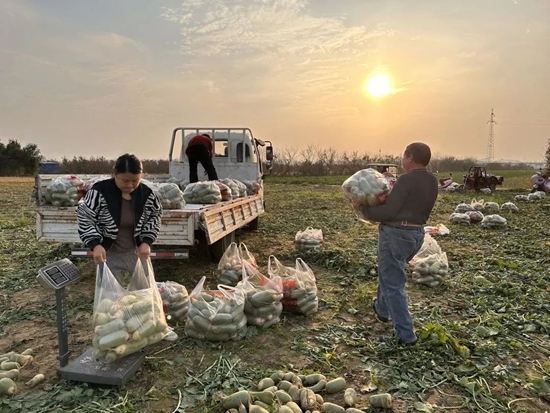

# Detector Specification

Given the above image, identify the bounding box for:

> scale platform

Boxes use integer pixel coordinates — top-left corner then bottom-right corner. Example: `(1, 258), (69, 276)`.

(58, 348), (145, 388)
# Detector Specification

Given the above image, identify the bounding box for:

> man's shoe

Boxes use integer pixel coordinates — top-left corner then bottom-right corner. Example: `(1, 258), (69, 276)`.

(378, 334), (417, 347)
(372, 299), (390, 323)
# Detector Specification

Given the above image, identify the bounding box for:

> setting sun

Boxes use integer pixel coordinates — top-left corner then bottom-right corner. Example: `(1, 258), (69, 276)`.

(366, 74), (392, 97)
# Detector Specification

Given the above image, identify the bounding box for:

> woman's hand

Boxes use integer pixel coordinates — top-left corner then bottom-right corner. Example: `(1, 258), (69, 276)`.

(137, 243), (151, 260)
(93, 245), (106, 264)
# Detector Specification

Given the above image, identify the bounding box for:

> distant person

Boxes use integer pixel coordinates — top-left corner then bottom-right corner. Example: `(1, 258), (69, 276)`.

(185, 134), (219, 183)
(352, 142), (438, 346)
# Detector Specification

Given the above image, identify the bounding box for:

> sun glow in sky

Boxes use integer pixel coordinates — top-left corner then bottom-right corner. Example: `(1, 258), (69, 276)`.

(366, 74), (392, 97)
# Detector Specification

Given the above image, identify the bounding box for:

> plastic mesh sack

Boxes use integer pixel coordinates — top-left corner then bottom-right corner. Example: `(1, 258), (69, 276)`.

(295, 227), (323, 252)
(183, 181), (222, 204)
(45, 175), (84, 206)
(157, 281), (189, 322)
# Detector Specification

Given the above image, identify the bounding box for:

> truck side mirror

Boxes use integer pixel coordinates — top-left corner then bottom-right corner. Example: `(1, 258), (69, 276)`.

(265, 146), (273, 161)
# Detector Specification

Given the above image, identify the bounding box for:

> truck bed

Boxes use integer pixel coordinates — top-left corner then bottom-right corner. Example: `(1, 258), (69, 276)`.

(35, 175), (264, 246)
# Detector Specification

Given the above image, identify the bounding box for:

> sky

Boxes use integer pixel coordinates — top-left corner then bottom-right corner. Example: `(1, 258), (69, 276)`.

(1, 0), (550, 162)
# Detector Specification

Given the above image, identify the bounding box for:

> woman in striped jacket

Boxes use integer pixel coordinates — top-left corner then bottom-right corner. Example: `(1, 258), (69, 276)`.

(76, 154), (162, 282)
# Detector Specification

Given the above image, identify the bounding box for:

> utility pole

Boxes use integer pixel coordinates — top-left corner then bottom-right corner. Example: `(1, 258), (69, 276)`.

(486, 108), (496, 163)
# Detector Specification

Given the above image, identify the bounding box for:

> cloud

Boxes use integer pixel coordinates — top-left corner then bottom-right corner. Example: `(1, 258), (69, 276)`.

(162, 0), (391, 118)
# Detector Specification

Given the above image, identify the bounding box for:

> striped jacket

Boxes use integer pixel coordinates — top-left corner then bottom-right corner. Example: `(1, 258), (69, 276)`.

(76, 178), (162, 250)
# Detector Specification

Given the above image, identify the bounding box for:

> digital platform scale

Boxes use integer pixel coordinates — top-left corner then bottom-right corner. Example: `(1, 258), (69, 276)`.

(37, 259), (145, 388)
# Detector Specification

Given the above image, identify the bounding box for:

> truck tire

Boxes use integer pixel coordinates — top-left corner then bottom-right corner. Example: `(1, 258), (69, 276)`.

(210, 231), (236, 262)
(489, 183), (496, 193)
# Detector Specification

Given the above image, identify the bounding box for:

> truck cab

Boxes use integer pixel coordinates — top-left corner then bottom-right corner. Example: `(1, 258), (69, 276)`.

(169, 128), (273, 183)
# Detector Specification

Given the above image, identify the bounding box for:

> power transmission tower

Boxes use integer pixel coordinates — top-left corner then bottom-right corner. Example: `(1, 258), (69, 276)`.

(486, 108), (496, 162)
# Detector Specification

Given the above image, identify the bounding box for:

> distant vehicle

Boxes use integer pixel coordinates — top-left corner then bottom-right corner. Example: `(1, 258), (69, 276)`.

(530, 171), (550, 193)
(458, 166), (504, 193)
(39, 161), (60, 174)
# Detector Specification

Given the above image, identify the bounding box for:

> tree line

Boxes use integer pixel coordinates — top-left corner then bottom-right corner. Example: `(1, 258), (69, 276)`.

(0, 139), (544, 176)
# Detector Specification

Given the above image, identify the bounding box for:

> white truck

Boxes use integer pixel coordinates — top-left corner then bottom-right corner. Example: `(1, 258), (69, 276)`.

(34, 127), (274, 261)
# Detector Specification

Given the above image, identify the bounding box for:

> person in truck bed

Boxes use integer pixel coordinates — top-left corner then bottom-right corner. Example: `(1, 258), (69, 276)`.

(185, 133), (219, 183)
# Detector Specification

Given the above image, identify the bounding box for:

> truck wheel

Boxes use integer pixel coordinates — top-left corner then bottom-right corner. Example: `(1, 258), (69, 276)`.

(210, 231), (236, 262)
(489, 183), (496, 193)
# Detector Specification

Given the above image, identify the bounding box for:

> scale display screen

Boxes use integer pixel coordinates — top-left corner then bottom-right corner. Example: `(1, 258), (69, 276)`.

(37, 258), (82, 290)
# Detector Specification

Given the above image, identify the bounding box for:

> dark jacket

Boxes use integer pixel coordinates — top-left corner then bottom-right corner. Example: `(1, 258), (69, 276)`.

(186, 135), (214, 157)
(76, 178), (162, 250)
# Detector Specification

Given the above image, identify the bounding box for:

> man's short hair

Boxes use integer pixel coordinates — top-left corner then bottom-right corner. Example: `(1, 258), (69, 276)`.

(405, 142), (431, 166)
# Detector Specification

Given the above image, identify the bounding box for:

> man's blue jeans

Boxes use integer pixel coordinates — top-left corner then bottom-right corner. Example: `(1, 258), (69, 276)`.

(376, 223), (424, 343)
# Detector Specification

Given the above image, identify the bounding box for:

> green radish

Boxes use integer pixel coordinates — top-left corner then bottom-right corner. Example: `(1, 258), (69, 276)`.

(26, 373), (45, 388)
(96, 298), (114, 313)
(114, 339), (148, 356)
(13, 355), (33, 366)
(128, 300), (152, 316)
(249, 405), (268, 413)
(131, 320), (156, 341)
(21, 348), (34, 356)
(211, 313), (234, 325)
(0, 378), (17, 395)
(275, 390), (292, 404)
(105, 351), (118, 363)
(92, 348), (107, 360)
(222, 390), (251, 409)
(249, 291), (277, 307)
(321, 402), (345, 413)
(95, 319), (125, 337)
(270, 370), (284, 384)
(304, 373), (326, 386)
(125, 312), (152, 333)
(155, 321), (169, 333)
(147, 331), (166, 345)
(278, 380), (292, 391)
(285, 402), (302, 413)
(288, 385), (300, 402)
(345, 409), (364, 413)
(249, 390), (275, 405)
(257, 377), (275, 391)
(191, 315), (212, 333)
(253, 400), (270, 409)
(369, 393), (392, 408)
(99, 330), (129, 350)
(308, 379), (327, 393)
(343, 388), (357, 406)
(316, 394), (324, 405)
(277, 406), (294, 413)
(0, 361), (20, 371)
(211, 323), (238, 335)
(283, 372), (296, 382)
(299, 388), (317, 410)
(118, 294), (140, 307)
(325, 377), (346, 394)
(94, 312), (111, 326)
(0, 370), (19, 380)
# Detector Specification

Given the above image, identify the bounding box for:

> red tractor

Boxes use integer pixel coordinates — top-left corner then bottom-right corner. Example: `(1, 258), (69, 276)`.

(458, 166), (504, 193)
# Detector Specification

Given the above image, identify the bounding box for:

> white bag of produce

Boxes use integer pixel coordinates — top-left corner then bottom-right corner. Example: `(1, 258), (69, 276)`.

(501, 202), (519, 213)
(470, 198), (485, 211)
(449, 212), (471, 225)
(185, 277), (247, 341)
(413, 234), (442, 258)
(157, 281), (189, 322)
(45, 175), (84, 206)
(295, 227), (323, 252)
(83, 175), (110, 193)
(342, 168), (392, 207)
(483, 202), (499, 212)
(214, 181), (233, 202)
(217, 242), (243, 286)
(514, 195), (529, 202)
(237, 261), (283, 328)
(480, 188), (492, 195)
(157, 183), (185, 209)
(183, 181), (222, 204)
(480, 214), (507, 229)
(445, 182), (461, 193)
(268, 256), (318, 317)
(140, 179), (160, 192)
(234, 180), (248, 198)
(410, 252), (449, 287)
(454, 203), (474, 213)
(179, 179), (190, 191)
(91, 260), (168, 362)
(238, 243), (257, 268)
(220, 178), (241, 199)
(466, 210), (484, 224)
(527, 191), (545, 201)
(243, 180), (261, 195)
